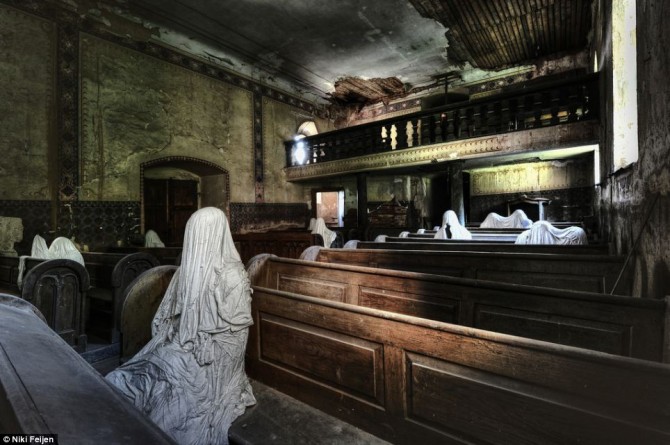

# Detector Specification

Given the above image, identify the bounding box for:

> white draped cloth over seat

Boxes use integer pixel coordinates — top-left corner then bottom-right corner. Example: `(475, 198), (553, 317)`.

(144, 230), (166, 248)
(106, 207), (255, 445)
(434, 210), (472, 240)
(18, 236), (85, 289)
(480, 209), (533, 229)
(515, 221), (588, 245)
(311, 217), (337, 248)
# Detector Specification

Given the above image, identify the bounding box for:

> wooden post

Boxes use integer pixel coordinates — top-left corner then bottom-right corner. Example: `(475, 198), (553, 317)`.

(449, 161), (465, 225)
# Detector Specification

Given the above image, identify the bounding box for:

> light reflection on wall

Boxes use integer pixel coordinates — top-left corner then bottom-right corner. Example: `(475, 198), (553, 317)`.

(470, 158), (594, 196)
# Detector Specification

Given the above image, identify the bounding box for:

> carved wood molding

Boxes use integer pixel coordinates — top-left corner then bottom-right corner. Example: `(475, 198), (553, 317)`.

(285, 120), (599, 181)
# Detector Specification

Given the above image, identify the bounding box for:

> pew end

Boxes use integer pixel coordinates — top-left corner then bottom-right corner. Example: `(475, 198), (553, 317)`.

(120, 265), (177, 363)
(21, 258), (89, 352)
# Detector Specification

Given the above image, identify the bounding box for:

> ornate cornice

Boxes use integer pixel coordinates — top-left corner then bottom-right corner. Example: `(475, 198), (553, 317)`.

(285, 120), (599, 181)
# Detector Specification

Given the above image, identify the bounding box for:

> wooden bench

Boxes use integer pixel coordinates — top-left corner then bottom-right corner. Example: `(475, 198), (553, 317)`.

(249, 255), (666, 361)
(408, 231), (521, 242)
(0, 294), (175, 444)
(312, 247), (631, 295)
(106, 246), (182, 265)
(233, 230), (323, 265)
(21, 259), (90, 352)
(84, 252), (160, 344)
(362, 239), (611, 254)
(246, 284), (670, 444)
(119, 265), (178, 362)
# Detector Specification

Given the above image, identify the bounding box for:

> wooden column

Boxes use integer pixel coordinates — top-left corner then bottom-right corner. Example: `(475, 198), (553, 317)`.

(449, 161), (465, 225)
(357, 173), (368, 235)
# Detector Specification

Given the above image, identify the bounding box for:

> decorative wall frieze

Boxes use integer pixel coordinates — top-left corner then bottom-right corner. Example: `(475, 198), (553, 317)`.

(285, 120), (599, 181)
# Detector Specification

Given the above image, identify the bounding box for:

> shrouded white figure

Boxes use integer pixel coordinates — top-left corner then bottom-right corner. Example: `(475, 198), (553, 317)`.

(30, 235), (50, 258)
(311, 217), (336, 247)
(480, 209), (533, 229)
(48, 237), (85, 265)
(106, 207), (255, 445)
(515, 220), (588, 245)
(18, 236), (84, 289)
(307, 217), (316, 231)
(144, 229), (165, 248)
(434, 210), (472, 240)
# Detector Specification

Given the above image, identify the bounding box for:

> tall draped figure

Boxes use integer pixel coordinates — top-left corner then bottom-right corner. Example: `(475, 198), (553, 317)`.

(106, 207), (256, 445)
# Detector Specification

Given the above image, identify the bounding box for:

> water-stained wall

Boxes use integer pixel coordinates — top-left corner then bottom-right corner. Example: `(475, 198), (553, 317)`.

(596, 0), (670, 299)
(0, 1), (328, 251)
(80, 34), (254, 202)
(0, 5), (55, 201)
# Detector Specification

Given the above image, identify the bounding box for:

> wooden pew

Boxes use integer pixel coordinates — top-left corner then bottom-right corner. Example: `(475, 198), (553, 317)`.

(363, 239), (610, 254)
(248, 255), (666, 361)
(407, 231), (521, 242)
(20, 259), (89, 352)
(246, 285), (670, 444)
(0, 294), (176, 444)
(106, 246), (182, 265)
(85, 252), (160, 344)
(312, 247), (631, 295)
(119, 265), (178, 362)
(233, 230), (323, 265)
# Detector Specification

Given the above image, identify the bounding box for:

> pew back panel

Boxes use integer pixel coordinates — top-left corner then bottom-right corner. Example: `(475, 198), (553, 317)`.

(21, 259), (89, 351)
(363, 239), (610, 254)
(248, 287), (670, 444)
(250, 256), (666, 361)
(233, 231), (321, 265)
(85, 252), (160, 343)
(316, 247), (630, 294)
(120, 265), (178, 362)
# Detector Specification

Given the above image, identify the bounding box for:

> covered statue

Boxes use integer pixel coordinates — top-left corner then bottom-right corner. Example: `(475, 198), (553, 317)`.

(515, 221), (588, 245)
(18, 236), (85, 289)
(434, 210), (472, 240)
(144, 229), (166, 248)
(311, 217), (337, 248)
(480, 209), (533, 229)
(106, 207), (256, 445)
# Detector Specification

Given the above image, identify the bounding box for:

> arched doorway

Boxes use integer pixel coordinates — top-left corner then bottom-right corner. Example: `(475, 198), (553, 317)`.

(140, 157), (229, 246)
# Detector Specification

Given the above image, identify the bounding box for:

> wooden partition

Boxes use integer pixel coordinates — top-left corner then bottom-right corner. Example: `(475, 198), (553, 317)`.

(361, 239), (610, 254)
(315, 247), (630, 294)
(0, 295), (175, 443)
(233, 230), (322, 265)
(247, 286), (670, 444)
(250, 256), (667, 361)
(21, 259), (89, 352)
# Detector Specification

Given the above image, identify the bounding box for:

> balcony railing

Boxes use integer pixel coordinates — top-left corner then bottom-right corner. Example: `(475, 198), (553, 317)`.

(286, 73), (599, 168)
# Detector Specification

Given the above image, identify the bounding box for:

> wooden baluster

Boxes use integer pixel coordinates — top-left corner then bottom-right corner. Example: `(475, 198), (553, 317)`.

(494, 101), (503, 133)
(453, 109), (462, 139)
(395, 120), (408, 150)
(423, 114), (436, 145)
(480, 104), (489, 135)
(533, 93), (543, 128)
(409, 118), (420, 147)
(508, 99), (518, 131)
(440, 112), (448, 141)
(445, 111), (455, 140)
(466, 108), (476, 137)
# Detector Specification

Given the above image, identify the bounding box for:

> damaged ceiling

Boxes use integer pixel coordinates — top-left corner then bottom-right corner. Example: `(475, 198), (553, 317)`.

(126, 0), (593, 106)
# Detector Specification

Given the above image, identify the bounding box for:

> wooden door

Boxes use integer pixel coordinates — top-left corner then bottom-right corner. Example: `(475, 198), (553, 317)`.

(143, 179), (198, 246)
(169, 179), (198, 245)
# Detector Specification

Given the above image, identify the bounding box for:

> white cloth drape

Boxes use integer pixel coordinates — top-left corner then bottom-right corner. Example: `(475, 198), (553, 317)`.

(106, 207), (255, 445)
(434, 210), (472, 240)
(18, 236), (84, 289)
(311, 217), (337, 247)
(144, 230), (166, 248)
(480, 209), (533, 229)
(515, 221), (588, 245)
